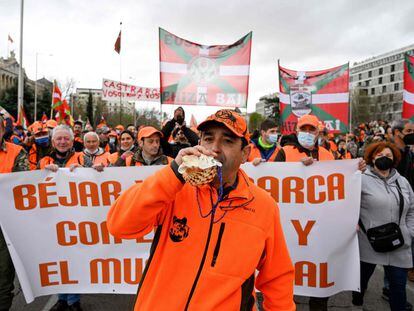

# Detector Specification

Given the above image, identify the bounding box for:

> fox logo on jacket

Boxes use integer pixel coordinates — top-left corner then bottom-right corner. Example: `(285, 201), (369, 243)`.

(169, 216), (190, 242)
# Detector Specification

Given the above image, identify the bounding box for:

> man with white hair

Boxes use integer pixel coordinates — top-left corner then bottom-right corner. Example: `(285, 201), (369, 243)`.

(38, 125), (82, 171)
(39, 125), (83, 310)
(80, 131), (110, 171)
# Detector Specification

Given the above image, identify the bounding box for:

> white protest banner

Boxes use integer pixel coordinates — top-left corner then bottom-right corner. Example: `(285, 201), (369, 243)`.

(0, 161), (361, 302)
(102, 78), (160, 102)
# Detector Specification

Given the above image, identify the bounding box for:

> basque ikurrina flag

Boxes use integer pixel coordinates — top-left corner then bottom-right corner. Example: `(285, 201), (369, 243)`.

(279, 63), (350, 134)
(159, 28), (252, 107)
(403, 54), (414, 121)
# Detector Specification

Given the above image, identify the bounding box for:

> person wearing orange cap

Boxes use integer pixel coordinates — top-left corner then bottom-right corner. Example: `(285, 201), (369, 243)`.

(108, 130), (119, 153)
(107, 109), (295, 310)
(124, 126), (171, 166)
(108, 130), (137, 166)
(0, 114), (29, 311)
(27, 121), (53, 170)
(273, 114), (365, 311)
(115, 124), (124, 135)
(275, 114), (334, 163)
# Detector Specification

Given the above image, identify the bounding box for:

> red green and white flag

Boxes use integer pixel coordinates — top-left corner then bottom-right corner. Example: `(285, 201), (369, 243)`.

(159, 28), (252, 107)
(279, 63), (349, 134)
(52, 82), (63, 110)
(403, 54), (414, 121)
(17, 104), (29, 130)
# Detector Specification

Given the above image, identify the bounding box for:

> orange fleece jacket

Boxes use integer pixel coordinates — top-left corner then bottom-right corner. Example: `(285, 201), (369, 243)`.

(107, 164), (295, 311)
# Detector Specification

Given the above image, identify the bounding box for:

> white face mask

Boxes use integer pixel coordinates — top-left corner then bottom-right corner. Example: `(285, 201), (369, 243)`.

(298, 132), (316, 149)
(267, 133), (279, 144)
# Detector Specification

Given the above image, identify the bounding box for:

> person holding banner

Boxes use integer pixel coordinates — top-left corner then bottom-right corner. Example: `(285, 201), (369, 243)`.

(0, 114), (29, 311)
(270, 114), (365, 311)
(107, 109), (295, 310)
(79, 132), (110, 170)
(38, 125), (82, 171)
(248, 118), (280, 165)
(353, 142), (414, 311)
(108, 130), (137, 166)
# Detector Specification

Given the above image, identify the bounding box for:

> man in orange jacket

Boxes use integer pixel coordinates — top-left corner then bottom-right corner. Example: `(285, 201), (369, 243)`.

(0, 114), (29, 311)
(107, 109), (295, 311)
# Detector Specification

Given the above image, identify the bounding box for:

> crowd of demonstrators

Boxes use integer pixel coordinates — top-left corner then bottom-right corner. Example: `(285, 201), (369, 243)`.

(1, 105), (414, 311)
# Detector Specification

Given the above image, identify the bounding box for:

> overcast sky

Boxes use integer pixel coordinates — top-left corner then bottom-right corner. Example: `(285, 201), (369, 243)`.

(1, 0), (413, 121)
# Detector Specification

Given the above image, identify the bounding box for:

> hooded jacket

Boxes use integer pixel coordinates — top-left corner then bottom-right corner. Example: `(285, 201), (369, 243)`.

(107, 163), (295, 311)
(358, 166), (414, 268)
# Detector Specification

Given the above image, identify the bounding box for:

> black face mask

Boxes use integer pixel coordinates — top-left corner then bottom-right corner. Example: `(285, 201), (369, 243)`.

(374, 156), (393, 171)
(403, 133), (414, 145)
(176, 115), (184, 125)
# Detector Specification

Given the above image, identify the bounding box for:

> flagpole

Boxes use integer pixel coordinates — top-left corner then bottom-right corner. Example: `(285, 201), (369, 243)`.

(17, 0), (24, 119)
(119, 21), (122, 125)
(347, 61), (352, 134)
(50, 80), (55, 119)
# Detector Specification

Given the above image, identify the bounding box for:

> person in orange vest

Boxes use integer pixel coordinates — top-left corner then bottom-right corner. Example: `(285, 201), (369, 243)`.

(0, 114), (29, 311)
(9, 124), (25, 146)
(126, 126), (172, 166)
(108, 130), (137, 166)
(273, 114), (365, 311)
(28, 122), (53, 170)
(38, 125), (82, 171)
(107, 109), (295, 310)
(317, 128), (337, 155)
(46, 119), (58, 131)
(248, 118), (280, 165)
(72, 121), (84, 152)
(80, 131), (110, 170)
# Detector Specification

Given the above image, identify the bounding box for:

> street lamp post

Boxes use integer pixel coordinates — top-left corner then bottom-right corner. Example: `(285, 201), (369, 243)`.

(34, 52), (52, 121)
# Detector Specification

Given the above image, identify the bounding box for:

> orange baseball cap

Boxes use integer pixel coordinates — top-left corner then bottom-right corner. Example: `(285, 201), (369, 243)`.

(197, 109), (249, 141)
(109, 130), (118, 137)
(137, 126), (163, 141)
(115, 125), (124, 131)
(32, 121), (48, 134)
(297, 114), (319, 130)
(46, 119), (58, 129)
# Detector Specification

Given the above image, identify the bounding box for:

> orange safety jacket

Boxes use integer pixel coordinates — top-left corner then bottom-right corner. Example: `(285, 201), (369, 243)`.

(107, 164), (295, 311)
(247, 142), (280, 162)
(79, 150), (110, 167)
(0, 142), (24, 173)
(38, 151), (83, 169)
(281, 145), (334, 162)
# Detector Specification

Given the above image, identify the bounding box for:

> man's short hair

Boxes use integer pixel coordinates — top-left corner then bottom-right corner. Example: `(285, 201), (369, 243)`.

(74, 121), (83, 127)
(52, 125), (74, 140)
(260, 119), (278, 132)
(391, 119), (411, 134)
(83, 131), (100, 142)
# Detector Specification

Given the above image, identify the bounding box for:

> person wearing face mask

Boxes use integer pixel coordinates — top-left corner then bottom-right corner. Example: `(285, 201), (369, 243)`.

(79, 131), (110, 171)
(275, 115), (334, 164)
(352, 142), (414, 311)
(0, 114), (29, 311)
(108, 130), (137, 166)
(273, 114), (366, 311)
(9, 125), (25, 146)
(161, 106), (199, 157)
(334, 139), (352, 160)
(248, 118), (280, 166)
(108, 130), (119, 154)
(28, 121), (53, 170)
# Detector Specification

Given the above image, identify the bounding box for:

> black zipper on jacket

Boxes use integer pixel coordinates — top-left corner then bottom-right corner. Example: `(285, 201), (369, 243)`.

(211, 223), (225, 267)
(184, 210), (216, 311)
